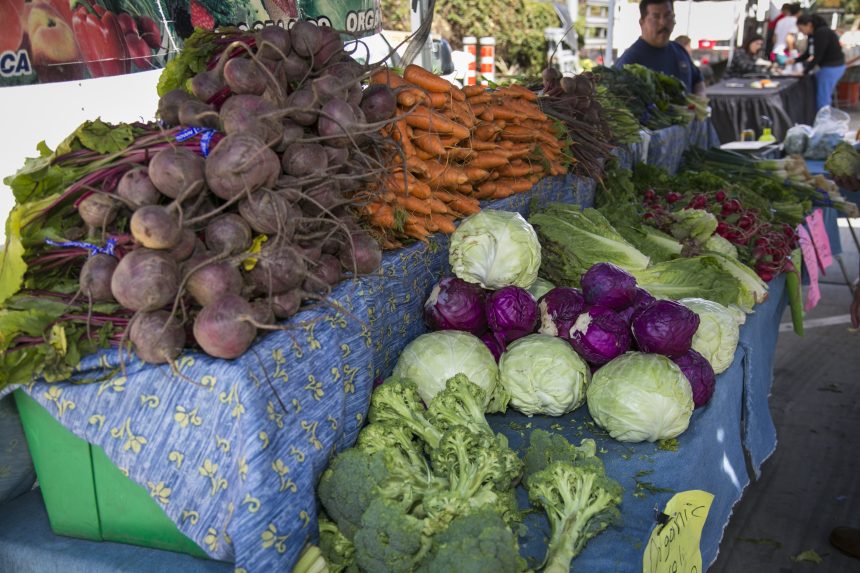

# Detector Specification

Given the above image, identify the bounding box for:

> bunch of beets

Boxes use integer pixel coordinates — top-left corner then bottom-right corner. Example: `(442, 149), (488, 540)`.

(70, 23), (400, 364)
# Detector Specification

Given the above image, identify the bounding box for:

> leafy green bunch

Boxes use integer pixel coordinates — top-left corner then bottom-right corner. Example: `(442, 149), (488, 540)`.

(316, 374), (526, 573)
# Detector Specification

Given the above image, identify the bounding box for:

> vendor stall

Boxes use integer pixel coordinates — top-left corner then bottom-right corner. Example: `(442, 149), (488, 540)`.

(708, 76), (817, 144)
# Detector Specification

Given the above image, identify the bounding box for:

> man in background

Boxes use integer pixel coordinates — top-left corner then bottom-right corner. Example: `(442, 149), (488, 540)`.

(615, 0), (706, 96)
(675, 34), (713, 85)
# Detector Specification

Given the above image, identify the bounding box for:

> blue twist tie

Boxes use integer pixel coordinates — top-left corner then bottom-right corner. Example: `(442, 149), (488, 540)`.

(175, 127), (218, 157)
(175, 127), (206, 142)
(200, 129), (216, 157)
(45, 237), (117, 257)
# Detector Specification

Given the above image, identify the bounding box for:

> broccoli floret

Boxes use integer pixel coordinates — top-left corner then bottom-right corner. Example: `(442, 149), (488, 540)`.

(429, 426), (523, 496)
(318, 449), (389, 539)
(356, 422), (427, 468)
(416, 509), (527, 573)
(523, 429), (598, 481)
(425, 374), (491, 435)
(318, 513), (358, 573)
(368, 377), (442, 449)
(353, 498), (434, 573)
(526, 460), (623, 573)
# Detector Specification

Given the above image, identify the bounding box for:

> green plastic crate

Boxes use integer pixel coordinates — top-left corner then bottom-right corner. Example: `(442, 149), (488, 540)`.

(14, 390), (211, 559)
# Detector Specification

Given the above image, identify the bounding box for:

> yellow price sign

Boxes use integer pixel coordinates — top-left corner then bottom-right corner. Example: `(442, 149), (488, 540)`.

(643, 490), (714, 573)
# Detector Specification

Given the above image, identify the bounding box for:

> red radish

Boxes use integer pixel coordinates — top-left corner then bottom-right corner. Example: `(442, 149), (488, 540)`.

(111, 248), (180, 311)
(148, 147), (206, 200)
(193, 294), (257, 359)
(130, 205), (182, 250)
(205, 214), (253, 255)
(129, 310), (186, 364)
(78, 193), (119, 228)
(117, 167), (161, 208)
(186, 261), (244, 307)
(271, 289), (302, 319)
(204, 134), (281, 200)
(79, 254), (118, 302)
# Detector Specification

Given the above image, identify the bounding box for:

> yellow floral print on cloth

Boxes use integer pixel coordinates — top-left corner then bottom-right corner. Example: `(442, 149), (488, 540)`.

(14, 173), (601, 571)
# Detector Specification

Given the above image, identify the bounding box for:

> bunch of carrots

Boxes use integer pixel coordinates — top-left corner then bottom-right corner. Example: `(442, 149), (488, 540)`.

(359, 65), (570, 246)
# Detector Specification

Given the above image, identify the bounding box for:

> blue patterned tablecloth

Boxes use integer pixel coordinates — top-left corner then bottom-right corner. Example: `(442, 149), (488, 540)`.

(7, 175), (594, 572)
(615, 120), (719, 174)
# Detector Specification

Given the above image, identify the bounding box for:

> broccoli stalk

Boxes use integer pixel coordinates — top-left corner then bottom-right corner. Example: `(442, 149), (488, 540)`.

(425, 374), (491, 435)
(368, 378), (442, 449)
(527, 461), (623, 573)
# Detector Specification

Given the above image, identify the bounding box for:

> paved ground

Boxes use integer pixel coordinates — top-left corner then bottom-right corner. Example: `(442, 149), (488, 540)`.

(711, 220), (860, 572)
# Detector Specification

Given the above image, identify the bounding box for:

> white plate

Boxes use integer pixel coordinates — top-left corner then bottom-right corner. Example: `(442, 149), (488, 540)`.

(720, 140), (777, 150)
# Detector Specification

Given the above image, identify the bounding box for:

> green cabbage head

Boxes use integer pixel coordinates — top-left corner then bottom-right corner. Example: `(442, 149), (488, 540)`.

(679, 298), (740, 374)
(499, 334), (590, 416)
(587, 352), (693, 442)
(527, 277), (556, 300)
(393, 330), (505, 411)
(449, 210), (541, 289)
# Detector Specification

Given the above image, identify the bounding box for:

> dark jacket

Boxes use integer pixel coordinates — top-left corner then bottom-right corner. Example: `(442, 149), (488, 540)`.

(797, 25), (845, 71)
(727, 50), (760, 77)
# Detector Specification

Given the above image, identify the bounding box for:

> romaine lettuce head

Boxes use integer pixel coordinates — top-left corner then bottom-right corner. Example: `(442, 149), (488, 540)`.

(499, 334), (590, 417)
(449, 210), (541, 289)
(393, 330), (505, 411)
(679, 298), (740, 374)
(586, 352), (694, 442)
(703, 234), (738, 259)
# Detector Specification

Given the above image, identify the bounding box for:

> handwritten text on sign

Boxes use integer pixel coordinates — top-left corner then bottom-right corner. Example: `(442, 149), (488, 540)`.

(643, 490), (714, 573)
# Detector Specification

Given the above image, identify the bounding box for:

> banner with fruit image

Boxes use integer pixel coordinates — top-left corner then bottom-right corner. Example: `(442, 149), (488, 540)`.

(1, 0), (380, 86)
(2, 0), (177, 85)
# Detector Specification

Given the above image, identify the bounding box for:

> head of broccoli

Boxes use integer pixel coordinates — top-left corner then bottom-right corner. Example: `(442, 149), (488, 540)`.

(356, 421), (426, 468)
(353, 497), (434, 573)
(416, 509), (527, 573)
(523, 428), (598, 481)
(317, 448), (390, 539)
(318, 513), (358, 573)
(527, 460), (623, 573)
(368, 377), (442, 449)
(425, 374), (490, 435)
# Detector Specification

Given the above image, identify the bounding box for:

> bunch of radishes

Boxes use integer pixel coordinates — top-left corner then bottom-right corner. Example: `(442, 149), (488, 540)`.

(75, 23), (398, 364)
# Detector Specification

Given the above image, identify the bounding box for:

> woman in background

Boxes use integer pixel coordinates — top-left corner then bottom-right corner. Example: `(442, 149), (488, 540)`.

(728, 34), (767, 77)
(789, 14), (846, 110)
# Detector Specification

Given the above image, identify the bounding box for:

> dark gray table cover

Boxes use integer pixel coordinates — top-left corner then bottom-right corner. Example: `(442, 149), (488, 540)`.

(708, 76), (817, 143)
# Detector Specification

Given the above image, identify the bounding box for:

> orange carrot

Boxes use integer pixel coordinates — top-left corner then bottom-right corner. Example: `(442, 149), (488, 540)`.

(474, 122), (503, 142)
(385, 173), (432, 199)
(394, 194), (432, 215)
(428, 197), (449, 214)
(470, 103), (489, 117)
(403, 64), (452, 93)
(447, 194), (481, 215)
(467, 94), (492, 105)
(430, 213), (457, 234)
(498, 161), (535, 178)
(475, 181), (497, 199)
(468, 151), (510, 170)
(468, 139), (500, 152)
(405, 107), (470, 140)
(450, 85), (466, 102)
(371, 68), (406, 87)
(404, 155), (430, 178)
(428, 91), (451, 108)
(415, 149), (435, 161)
(425, 161), (469, 188)
(457, 183), (474, 194)
(464, 166), (491, 182)
(391, 120), (416, 156)
(445, 147), (476, 162)
(367, 203), (397, 228)
(463, 85), (486, 98)
(500, 84), (539, 102)
(412, 129), (446, 157)
(486, 105), (529, 122)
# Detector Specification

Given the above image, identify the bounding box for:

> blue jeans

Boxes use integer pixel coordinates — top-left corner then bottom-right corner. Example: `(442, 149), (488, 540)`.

(816, 64), (846, 111)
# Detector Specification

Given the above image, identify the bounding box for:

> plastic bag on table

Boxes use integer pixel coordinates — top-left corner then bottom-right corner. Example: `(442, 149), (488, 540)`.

(804, 106), (851, 159)
(784, 124), (812, 155)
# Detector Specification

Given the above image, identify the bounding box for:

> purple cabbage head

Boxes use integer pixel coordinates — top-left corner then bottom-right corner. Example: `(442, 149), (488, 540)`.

(631, 299), (700, 357)
(568, 305), (631, 365)
(480, 331), (507, 362)
(618, 288), (657, 325)
(581, 262), (637, 311)
(486, 286), (538, 344)
(537, 287), (586, 338)
(672, 349), (716, 408)
(423, 277), (487, 335)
